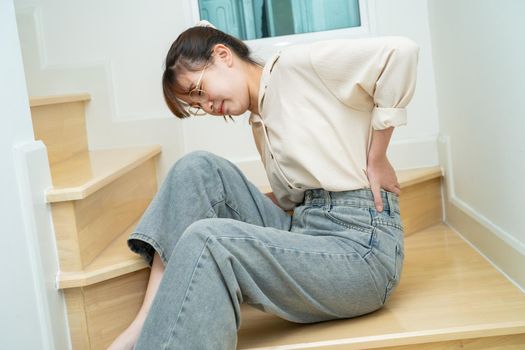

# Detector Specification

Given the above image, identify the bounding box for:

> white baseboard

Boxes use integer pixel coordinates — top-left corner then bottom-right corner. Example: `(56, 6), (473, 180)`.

(438, 135), (525, 291)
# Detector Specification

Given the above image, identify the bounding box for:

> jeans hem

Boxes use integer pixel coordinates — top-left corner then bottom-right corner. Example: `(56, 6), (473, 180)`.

(128, 232), (167, 266)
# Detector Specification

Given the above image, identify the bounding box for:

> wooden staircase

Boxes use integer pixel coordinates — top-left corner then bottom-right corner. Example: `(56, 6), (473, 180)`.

(30, 94), (525, 349)
(30, 94), (157, 349)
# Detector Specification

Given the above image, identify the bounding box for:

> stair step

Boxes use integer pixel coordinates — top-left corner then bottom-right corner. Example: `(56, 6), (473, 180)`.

(30, 93), (91, 165)
(396, 166), (443, 188)
(29, 93), (91, 107)
(58, 220), (147, 289)
(398, 167), (443, 236)
(49, 145), (161, 271)
(236, 223), (525, 349)
(46, 145), (161, 203)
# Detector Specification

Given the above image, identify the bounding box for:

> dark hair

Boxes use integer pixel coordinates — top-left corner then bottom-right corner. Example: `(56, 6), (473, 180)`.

(162, 25), (261, 122)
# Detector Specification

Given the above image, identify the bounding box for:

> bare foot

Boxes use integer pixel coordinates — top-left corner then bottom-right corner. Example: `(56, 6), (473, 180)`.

(107, 321), (143, 350)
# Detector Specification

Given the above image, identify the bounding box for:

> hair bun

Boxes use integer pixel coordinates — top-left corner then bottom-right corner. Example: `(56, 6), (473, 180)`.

(194, 20), (217, 29)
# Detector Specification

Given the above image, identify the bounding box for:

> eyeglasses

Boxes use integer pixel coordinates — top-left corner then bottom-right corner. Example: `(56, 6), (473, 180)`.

(187, 63), (210, 116)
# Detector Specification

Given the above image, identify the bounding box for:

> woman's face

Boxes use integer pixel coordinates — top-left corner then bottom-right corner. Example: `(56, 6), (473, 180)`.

(176, 45), (252, 117)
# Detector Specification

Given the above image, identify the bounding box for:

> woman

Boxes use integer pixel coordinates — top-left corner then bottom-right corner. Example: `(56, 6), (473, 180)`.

(109, 20), (419, 350)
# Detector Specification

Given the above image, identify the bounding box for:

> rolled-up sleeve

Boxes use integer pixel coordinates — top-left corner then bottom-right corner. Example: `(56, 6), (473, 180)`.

(310, 36), (420, 130)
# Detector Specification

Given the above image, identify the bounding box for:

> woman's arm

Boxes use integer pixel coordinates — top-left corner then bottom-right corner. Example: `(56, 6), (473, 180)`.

(365, 126), (400, 212)
(310, 37), (418, 211)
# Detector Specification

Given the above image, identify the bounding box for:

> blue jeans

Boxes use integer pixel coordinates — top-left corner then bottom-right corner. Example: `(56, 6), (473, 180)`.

(129, 151), (404, 350)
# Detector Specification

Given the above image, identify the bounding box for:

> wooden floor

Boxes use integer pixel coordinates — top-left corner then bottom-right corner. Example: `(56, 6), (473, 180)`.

(237, 223), (525, 349)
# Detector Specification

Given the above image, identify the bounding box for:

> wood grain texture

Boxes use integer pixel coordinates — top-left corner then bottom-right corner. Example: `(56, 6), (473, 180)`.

(52, 201), (83, 271)
(397, 166), (443, 188)
(375, 333), (525, 350)
(59, 221), (148, 289)
(31, 100), (89, 165)
(29, 93), (91, 107)
(400, 177), (443, 236)
(83, 269), (149, 350)
(51, 158), (158, 271)
(63, 288), (91, 350)
(46, 145), (161, 202)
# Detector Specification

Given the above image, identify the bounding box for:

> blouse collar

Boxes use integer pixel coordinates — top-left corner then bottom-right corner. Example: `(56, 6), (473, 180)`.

(249, 51), (281, 125)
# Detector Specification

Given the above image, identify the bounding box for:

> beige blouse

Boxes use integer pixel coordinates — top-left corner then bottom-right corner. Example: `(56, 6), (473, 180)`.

(249, 36), (420, 210)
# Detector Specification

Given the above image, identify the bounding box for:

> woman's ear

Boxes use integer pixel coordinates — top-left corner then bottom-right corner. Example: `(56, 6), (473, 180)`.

(212, 44), (233, 67)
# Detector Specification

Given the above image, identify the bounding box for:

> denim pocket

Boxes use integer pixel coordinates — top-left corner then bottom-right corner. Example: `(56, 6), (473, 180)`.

(369, 207), (404, 232)
(323, 206), (375, 252)
(324, 206), (375, 234)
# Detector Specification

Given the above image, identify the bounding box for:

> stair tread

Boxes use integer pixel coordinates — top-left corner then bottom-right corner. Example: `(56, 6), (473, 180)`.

(29, 93), (91, 107)
(237, 223), (525, 349)
(58, 220), (147, 289)
(46, 145), (161, 203)
(397, 165), (443, 188)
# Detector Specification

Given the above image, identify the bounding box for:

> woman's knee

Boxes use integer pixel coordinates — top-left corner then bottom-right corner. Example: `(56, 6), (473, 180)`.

(180, 218), (240, 245)
(180, 218), (222, 244)
(167, 150), (220, 180)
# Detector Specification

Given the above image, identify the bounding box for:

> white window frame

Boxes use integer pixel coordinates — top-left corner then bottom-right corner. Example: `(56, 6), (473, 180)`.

(188, 0), (377, 60)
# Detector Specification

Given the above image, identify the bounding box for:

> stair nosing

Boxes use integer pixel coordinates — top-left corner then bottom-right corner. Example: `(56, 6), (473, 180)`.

(58, 220), (148, 289)
(29, 93), (91, 107)
(58, 258), (148, 289)
(398, 166), (443, 189)
(46, 145), (161, 203)
(240, 321), (525, 350)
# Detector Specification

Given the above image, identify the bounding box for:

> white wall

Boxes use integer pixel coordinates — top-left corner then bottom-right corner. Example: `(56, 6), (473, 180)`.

(0, 0), (70, 349)
(427, 0), (525, 288)
(14, 0), (441, 186)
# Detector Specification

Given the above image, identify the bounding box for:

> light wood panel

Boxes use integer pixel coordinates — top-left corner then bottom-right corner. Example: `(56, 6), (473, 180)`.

(64, 269), (149, 350)
(53, 201), (83, 271)
(29, 93), (91, 107)
(31, 100), (89, 165)
(47, 145), (161, 202)
(237, 224), (525, 349)
(397, 166), (443, 188)
(63, 288), (91, 350)
(59, 221), (148, 289)
(84, 269), (149, 350)
(376, 333), (525, 350)
(51, 158), (158, 270)
(400, 177), (443, 236)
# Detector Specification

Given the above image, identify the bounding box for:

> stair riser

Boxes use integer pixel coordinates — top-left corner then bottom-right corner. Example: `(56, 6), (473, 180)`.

(30, 101), (88, 165)
(64, 269), (149, 350)
(52, 159), (157, 271)
(400, 177), (442, 236)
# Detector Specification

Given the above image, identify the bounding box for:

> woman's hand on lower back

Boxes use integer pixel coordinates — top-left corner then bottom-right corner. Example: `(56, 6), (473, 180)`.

(365, 155), (401, 212)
